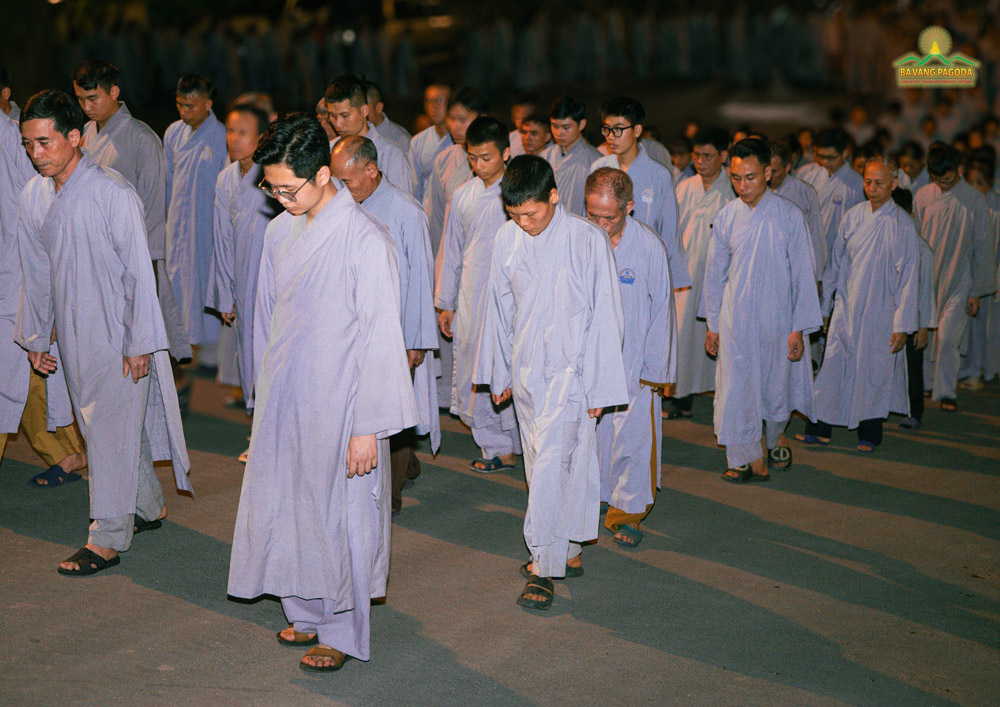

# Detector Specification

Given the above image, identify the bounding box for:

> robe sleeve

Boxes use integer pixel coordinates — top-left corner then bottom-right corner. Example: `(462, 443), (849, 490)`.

(428, 161), (447, 254)
(476, 233), (514, 394)
(409, 142), (426, 204)
(787, 206), (823, 335)
(135, 131), (168, 259)
(107, 184), (169, 356)
(350, 227), (419, 438)
(640, 238), (676, 386)
(659, 170), (691, 289)
(163, 127), (175, 212)
(583, 233), (629, 409)
(806, 187), (826, 279)
(970, 197), (997, 298)
(253, 223), (277, 391)
(892, 213), (919, 334)
(701, 217), (730, 334)
(821, 217), (847, 316)
(209, 172), (236, 314)
(14, 195), (53, 353)
(434, 199), (465, 311)
(400, 207), (438, 351)
(386, 148), (416, 196)
(916, 236), (938, 329)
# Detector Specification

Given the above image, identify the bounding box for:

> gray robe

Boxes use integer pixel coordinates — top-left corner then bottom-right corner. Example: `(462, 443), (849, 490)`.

(541, 139), (601, 217)
(16, 154), (190, 517)
(375, 114), (412, 155)
(775, 174), (825, 279)
(475, 206), (629, 575)
(409, 126), (451, 210)
(814, 201), (918, 427)
(228, 187), (418, 604)
(797, 161), (865, 264)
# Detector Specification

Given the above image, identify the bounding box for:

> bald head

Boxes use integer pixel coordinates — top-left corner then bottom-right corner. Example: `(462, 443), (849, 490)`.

(585, 167), (634, 243)
(330, 135), (380, 203)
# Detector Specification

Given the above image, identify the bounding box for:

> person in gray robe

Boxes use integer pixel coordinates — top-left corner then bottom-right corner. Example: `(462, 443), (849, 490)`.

(589, 97), (690, 290)
(324, 74), (414, 196)
(408, 83), (451, 210)
(702, 139), (821, 483)
(0, 110), (84, 486)
(668, 127), (736, 419)
(769, 140), (824, 280)
(164, 75), (228, 366)
(71, 60), (190, 363)
(475, 156), (628, 611)
(228, 115), (418, 672)
(587, 169), (675, 550)
(798, 158), (918, 452)
(17, 90), (190, 575)
(330, 135), (440, 515)
(364, 80), (412, 155)
(914, 144), (996, 411)
(541, 96), (600, 217)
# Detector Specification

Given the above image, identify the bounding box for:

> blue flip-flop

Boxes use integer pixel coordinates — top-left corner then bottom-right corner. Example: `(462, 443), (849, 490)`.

(794, 434), (830, 446)
(857, 440), (878, 453)
(28, 465), (82, 488)
(469, 456), (516, 473)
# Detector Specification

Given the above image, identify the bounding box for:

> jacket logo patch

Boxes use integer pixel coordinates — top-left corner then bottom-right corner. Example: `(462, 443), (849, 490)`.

(619, 268), (636, 285)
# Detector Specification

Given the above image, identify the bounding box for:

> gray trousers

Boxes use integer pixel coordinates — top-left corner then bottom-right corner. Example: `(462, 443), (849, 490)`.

(725, 418), (788, 468)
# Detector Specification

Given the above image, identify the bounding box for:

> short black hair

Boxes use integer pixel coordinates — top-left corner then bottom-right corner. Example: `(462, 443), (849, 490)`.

(501, 155), (557, 207)
(226, 103), (270, 136)
(0, 66), (11, 91)
(176, 74), (216, 99)
(21, 89), (88, 137)
(692, 126), (731, 153)
(466, 116), (509, 151)
(729, 138), (772, 168)
(927, 143), (961, 176)
(600, 96), (645, 126)
(325, 75), (366, 107)
(332, 134), (379, 167)
(549, 95), (586, 123)
(71, 59), (122, 92)
(667, 135), (692, 156)
(253, 112), (330, 178)
(964, 158), (995, 187)
(520, 113), (550, 130)
(898, 141), (925, 161)
(768, 141), (793, 166)
(449, 87), (489, 115)
(855, 141), (880, 161)
(364, 80), (384, 105)
(814, 128), (851, 153)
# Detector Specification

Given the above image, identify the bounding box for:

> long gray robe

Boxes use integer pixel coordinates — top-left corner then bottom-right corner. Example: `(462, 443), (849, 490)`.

(164, 112), (228, 346)
(914, 180), (997, 398)
(81, 102), (190, 360)
(814, 201), (918, 427)
(409, 126), (451, 210)
(228, 187), (418, 606)
(597, 217), (675, 514)
(206, 161), (277, 408)
(475, 206), (629, 576)
(362, 177), (440, 451)
(0, 114), (73, 434)
(331, 122), (414, 196)
(674, 172), (735, 398)
(775, 174), (825, 279)
(960, 190), (1000, 380)
(702, 190), (822, 448)
(436, 176), (518, 437)
(797, 161), (865, 265)
(16, 154), (190, 517)
(541, 139), (600, 217)
(590, 144), (691, 289)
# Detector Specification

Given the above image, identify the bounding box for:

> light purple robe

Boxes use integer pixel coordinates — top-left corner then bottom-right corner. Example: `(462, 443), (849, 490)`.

(362, 176), (440, 451)
(0, 114), (73, 434)
(16, 154), (191, 517)
(702, 190), (822, 447)
(597, 217), (676, 513)
(206, 161), (277, 407)
(164, 112), (228, 345)
(797, 161), (865, 262)
(409, 126), (451, 210)
(435, 176), (518, 437)
(590, 144), (691, 289)
(775, 174), (825, 279)
(814, 201), (919, 427)
(228, 187), (418, 608)
(475, 206), (629, 575)
(541, 139), (600, 217)
(428, 143), (472, 254)
(674, 172), (735, 398)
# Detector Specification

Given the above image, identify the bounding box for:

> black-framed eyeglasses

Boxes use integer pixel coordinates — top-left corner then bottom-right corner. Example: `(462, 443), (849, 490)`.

(257, 170), (318, 202)
(601, 124), (634, 138)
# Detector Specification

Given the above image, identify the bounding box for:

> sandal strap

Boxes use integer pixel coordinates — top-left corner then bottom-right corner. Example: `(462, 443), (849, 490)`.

(523, 575), (554, 595)
(305, 645), (346, 659)
(63, 547), (107, 569)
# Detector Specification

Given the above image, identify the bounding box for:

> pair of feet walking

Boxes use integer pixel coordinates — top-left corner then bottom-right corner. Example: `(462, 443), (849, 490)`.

(721, 433), (793, 483)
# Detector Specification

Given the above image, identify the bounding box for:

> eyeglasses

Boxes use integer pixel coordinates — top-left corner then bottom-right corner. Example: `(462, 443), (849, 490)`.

(257, 170), (317, 202)
(601, 124), (634, 138)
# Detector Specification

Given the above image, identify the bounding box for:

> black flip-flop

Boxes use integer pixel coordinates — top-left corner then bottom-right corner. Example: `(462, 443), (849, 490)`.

(57, 547), (120, 577)
(517, 575), (554, 610)
(768, 446), (793, 469)
(133, 517), (163, 535)
(28, 465), (82, 488)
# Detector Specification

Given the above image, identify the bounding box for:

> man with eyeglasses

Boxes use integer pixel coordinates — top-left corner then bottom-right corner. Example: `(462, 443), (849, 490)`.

(324, 74), (414, 196)
(589, 96), (690, 290)
(229, 114), (418, 672)
(913, 144), (996, 412)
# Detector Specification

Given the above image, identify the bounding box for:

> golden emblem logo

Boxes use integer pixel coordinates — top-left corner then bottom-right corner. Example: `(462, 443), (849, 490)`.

(893, 26), (979, 88)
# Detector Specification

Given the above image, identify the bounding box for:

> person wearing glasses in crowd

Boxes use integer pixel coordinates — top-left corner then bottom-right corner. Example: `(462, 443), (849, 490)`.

(589, 96), (690, 290)
(228, 114), (418, 673)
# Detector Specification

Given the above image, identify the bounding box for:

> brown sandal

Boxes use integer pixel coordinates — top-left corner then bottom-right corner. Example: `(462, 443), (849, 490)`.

(277, 625), (319, 647)
(299, 645), (350, 672)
